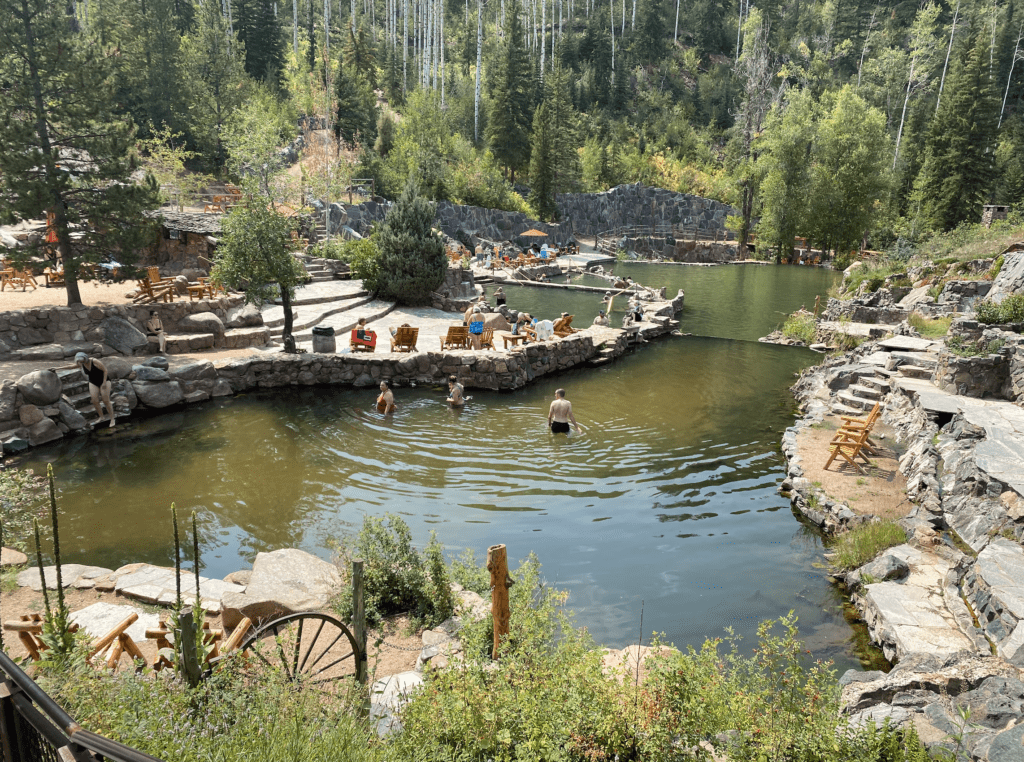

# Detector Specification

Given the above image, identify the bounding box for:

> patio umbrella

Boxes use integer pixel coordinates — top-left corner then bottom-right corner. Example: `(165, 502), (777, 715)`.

(519, 228), (547, 238)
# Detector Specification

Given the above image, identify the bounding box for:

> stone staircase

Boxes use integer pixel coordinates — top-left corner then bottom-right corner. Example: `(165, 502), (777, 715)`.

(830, 337), (942, 417)
(293, 253), (335, 283)
(56, 368), (109, 425)
(892, 350), (939, 380)
(258, 281), (396, 347)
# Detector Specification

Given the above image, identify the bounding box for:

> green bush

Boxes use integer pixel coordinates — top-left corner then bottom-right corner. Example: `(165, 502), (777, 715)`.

(0, 467), (44, 551)
(782, 313), (817, 345)
(907, 313), (951, 338)
(841, 259), (908, 297)
(975, 293), (1024, 325)
(372, 181), (447, 305)
(828, 521), (907, 572)
(947, 335), (1006, 357)
(333, 513), (454, 629)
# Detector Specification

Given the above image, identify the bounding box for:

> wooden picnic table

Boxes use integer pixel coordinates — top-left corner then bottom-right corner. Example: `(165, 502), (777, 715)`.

(499, 332), (528, 349)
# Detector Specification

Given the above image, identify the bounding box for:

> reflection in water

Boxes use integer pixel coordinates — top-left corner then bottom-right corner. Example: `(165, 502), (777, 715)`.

(17, 266), (872, 668)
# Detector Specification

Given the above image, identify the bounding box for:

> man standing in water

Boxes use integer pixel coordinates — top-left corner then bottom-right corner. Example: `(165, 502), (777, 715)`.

(547, 388), (581, 434)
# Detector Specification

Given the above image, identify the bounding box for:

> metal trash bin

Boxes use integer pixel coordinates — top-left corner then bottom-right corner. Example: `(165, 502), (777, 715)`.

(311, 325), (336, 354)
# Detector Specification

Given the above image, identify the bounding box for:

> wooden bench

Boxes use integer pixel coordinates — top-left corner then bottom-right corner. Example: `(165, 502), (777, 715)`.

(43, 266), (65, 287)
(390, 326), (419, 352)
(440, 326), (470, 350)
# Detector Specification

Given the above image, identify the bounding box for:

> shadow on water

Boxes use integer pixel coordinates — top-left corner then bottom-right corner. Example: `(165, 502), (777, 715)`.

(12, 265), (892, 671)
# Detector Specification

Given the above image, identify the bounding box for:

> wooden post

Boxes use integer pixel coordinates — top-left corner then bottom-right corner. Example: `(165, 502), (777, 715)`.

(486, 544), (512, 659)
(352, 559), (368, 686)
(813, 295), (821, 317)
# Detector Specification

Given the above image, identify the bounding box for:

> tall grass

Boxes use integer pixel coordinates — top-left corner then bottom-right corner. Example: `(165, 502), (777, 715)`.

(829, 520), (907, 572)
(908, 313), (951, 338)
(781, 313), (817, 344)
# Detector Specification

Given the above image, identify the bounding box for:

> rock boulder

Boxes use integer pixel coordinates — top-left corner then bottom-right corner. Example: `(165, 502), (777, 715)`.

(100, 356), (133, 380)
(27, 418), (62, 446)
(178, 313), (225, 344)
(221, 548), (341, 629)
(132, 365), (171, 382)
(58, 400), (88, 432)
(17, 370), (62, 406)
(100, 317), (148, 355)
(18, 404), (44, 427)
(226, 304), (263, 328)
(132, 380), (184, 408)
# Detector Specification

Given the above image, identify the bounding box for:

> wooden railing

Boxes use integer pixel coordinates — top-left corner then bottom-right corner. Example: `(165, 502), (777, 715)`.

(595, 223), (734, 257)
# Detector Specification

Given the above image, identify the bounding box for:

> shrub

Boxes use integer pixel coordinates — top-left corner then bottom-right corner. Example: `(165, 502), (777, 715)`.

(0, 467), (45, 551)
(828, 520), (907, 572)
(947, 335), (1006, 357)
(372, 180), (447, 305)
(841, 259), (908, 297)
(989, 254), (1005, 279)
(975, 293), (1024, 325)
(908, 313), (952, 338)
(333, 513), (454, 629)
(782, 313), (817, 344)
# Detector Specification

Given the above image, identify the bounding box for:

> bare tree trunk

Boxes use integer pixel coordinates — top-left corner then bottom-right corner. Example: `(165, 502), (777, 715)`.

(892, 55), (916, 170)
(999, 23), (1024, 128)
(610, 0), (614, 71)
(541, 0), (546, 78)
(293, 0), (299, 56)
(404, 0), (408, 93)
(475, 0), (482, 142)
(630, 0), (635, 29)
(620, 0), (624, 35)
(857, 6), (879, 87)
(351, 0), (356, 33)
(440, 2), (445, 104)
(936, 0), (959, 111)
(674, 0), (679, 42)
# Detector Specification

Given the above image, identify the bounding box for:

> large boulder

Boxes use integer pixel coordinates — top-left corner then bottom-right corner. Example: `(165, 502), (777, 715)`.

(100, 316), (148, 356)
(131, 365), (171, 382)
(58, 400), (88, 432)
(178, 313), (225, 344)
(18, 404), (44, 427)
(101, 356), (134, 380)
(225, 304), (263, 328)
(460, 308), (511, 333)
(131, 380), (184, 408)
(221, 548), (341, 629)
(16, 370), (62, 406)
(27, 418), (62, 446)
(988, 252), (1024, 304)
(171, 361), (217, 382)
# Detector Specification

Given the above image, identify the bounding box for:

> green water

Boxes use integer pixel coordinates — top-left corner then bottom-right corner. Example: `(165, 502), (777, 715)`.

(20, 265), (871, 668)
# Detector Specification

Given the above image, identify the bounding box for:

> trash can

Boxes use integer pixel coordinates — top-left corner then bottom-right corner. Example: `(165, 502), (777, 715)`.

(311, 325), (336, 354)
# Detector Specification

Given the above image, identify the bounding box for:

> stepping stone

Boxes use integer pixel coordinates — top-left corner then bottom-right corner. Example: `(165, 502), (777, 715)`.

(897, 364), (934, 380)
(1, 547), (28, 567)
(877, 335), (940, 352)
(17, 564), (112, 591)
(70, 602), (161, 645)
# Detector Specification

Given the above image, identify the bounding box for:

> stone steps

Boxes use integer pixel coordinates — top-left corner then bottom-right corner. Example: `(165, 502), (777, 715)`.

(860, 376), (891, 392)
(891, 351), (939, 369)
(847, 383), (883, 401)
(290, 301), (396, 342)
(275, 287), (369, 307)
(836, 390), (877, 411)
(832, 403), (865, 417)
(265, 294), (374, 334)
(898, 364), (935, 380)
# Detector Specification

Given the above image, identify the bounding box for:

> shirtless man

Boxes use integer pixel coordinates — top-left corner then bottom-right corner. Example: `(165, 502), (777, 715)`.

(446, 375), (465, 407)
(145, 310), (167, 354)
(71, 352), (116, 428)
(547, 388), (580, 434)
(377, 380), (396, 414)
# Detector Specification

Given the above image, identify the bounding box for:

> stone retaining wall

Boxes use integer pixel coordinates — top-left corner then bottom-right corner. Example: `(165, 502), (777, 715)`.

(0, 297), (266, 361)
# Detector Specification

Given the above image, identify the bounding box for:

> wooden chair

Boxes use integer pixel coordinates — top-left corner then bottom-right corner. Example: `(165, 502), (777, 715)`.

(479, 327), (495, 350)
(4, 612), (145, 672)
(134, 278), (174, 304)
(146, 615), (252, 671)
(390, 326), (419, 352)
(440, 326), (470, 350)
(199, 276), (227, 296)
(838, 402), (882, 454)
(824, 427), (873, 474)
(553, 316), (577, 337)
(350, 328), (377, 352)
(1, 268), (37, 291)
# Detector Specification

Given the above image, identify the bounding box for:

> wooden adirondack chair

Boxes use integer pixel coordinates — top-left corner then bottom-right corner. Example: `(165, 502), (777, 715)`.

(135, 278), (174, 304)
(440, 326), (470, 350)
(350, 328), (377, 352)
(553, 316), (577, 337)
(824, 427), (873, 474)
(390, 326), (419, 352)
(479, 327), (495, 350)
(1, 268), (38, 291)
(838, 402), (882, 454)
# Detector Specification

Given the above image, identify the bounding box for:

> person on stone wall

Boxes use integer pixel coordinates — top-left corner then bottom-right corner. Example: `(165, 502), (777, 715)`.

(145, 311), (167, 354)
(69, 353), (116, 428)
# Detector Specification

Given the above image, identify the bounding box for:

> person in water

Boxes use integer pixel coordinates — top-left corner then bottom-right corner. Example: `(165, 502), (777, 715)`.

(447, 375), (465, 407)
(494, 287), (506, 307)
(547, 388), (580, 434)
(593, 309), (610, 327)
(70, 352), (116, 428)
(377, 380), (396, 414)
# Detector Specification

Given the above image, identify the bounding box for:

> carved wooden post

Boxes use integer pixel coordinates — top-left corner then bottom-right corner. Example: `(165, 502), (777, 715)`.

(813, 295), (821, 318)
(352, 559), (368, 686)
(486, 544), (512, 659)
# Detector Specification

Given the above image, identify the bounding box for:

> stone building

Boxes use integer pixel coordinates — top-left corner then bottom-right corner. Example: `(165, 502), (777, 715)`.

(144, 211), (222, 274)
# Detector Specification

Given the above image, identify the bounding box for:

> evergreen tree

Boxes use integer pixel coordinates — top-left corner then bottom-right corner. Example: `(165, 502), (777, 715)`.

(234, 0), (285, 83)
(0, 0), (160, 306)
(486, 0), (535, 182)
(529, 103), (557, 219)
(915, 37), (999, 231)
(345, 25), (379, 88)
(180, 0), (250, 166)
(631, 0), (666, 69)
(336, 64), (379, 145)
(994, 114), (1024, 206)
(373, 180), (447, 305)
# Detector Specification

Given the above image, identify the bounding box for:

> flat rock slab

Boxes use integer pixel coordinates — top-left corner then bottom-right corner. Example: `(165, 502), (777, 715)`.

(877, 336), (941, 352)
(17, 564), (112, 591)
(70, 602), (162, 645)
(220, 548), (340, 629)
(108, 564), (244, 613)
(859, 545), (975, 662)
(1, 547), (28, 567)
(370, 670), (424, 737)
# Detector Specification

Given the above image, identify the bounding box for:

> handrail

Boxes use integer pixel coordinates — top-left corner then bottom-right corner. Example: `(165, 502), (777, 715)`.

(0, 649), (164, 762)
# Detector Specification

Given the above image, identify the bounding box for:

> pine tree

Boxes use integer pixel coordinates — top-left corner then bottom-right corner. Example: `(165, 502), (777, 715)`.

(915, 37), (999, 231)
(374, 180), (447, 305)
(630, 0), (665, 69)
(0, 0), (160, 306)
(234, 0), (285, 83)
(345, 24), (379, 88)
(336, 63), (379, 145)
(529, 103), (557, 219)
(486, 0), (535, 182)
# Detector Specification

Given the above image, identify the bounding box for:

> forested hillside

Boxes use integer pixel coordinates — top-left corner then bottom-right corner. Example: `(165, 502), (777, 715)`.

(3, 0), (1023, 257)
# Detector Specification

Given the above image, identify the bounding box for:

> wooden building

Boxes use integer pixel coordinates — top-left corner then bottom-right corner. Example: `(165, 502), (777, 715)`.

(144, 210), (222, 274)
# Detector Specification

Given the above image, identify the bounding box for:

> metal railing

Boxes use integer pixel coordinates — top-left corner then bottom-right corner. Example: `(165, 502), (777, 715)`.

(0, 650), (163, 762)
(595, 223), (734, 256)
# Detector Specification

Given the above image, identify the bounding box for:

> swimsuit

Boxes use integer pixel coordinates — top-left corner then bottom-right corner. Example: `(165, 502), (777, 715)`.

(551, 421), (570, 433)
(84, 361), (106, 388)
(469, 320), (483, 335)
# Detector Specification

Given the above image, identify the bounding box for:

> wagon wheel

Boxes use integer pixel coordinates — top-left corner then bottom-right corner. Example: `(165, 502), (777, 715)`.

(239, 613), (361, 695)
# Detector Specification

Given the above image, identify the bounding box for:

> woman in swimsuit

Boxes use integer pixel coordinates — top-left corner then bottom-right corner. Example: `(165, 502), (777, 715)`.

(74, 352), (116, 428)
(446, 375), (465, 407)
(377, 380), (396, 414)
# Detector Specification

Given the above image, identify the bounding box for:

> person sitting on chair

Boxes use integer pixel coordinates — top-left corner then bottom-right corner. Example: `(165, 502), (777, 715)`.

(356, 317), (375, 342)
(145, 310), (167, 354)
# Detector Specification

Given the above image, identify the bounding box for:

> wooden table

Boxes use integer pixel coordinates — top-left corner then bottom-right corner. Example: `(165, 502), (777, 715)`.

(500, 332), (528, 349)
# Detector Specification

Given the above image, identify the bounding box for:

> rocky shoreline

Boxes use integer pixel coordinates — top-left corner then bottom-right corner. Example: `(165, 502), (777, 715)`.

(780, 328), (1024, 759)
